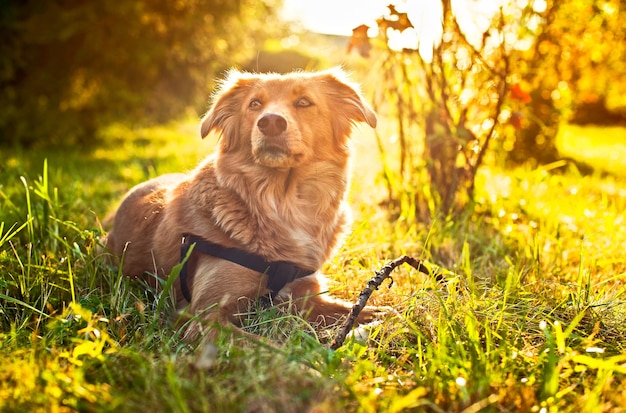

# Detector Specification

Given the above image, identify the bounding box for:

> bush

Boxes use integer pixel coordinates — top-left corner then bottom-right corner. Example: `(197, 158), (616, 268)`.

(0, 0), (282, 147)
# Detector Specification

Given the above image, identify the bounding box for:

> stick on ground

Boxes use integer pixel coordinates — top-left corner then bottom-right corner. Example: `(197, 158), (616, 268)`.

(330, 256), (430, 350)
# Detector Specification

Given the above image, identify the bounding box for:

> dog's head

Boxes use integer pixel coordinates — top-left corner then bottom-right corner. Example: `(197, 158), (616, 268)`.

(200, 68), (377, 169)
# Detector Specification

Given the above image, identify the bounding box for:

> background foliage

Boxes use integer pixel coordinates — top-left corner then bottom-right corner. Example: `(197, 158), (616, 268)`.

(511, 0), (626, 164)
(357, 0), (625, 219)
(0, 0), (282, 147)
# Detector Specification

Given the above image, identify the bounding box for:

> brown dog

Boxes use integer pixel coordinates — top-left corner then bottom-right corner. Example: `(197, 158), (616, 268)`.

(104, 68), (378, 341)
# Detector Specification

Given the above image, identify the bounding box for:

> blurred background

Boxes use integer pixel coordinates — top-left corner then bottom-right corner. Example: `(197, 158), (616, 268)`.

(1, 1), (624, 213)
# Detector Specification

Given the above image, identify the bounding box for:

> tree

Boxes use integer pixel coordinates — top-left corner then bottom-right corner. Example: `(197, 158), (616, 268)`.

(362, 2), (521, 218)
(0, 0), (282, 147)
(508, 0), (626, 165)
(355, 0), (625, 220)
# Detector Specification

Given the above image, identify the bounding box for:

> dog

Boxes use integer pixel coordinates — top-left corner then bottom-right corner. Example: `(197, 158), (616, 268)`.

(104, 68), (379, 342)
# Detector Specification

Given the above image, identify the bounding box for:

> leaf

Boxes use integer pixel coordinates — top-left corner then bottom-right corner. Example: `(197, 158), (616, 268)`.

(377, 4), (414, 33)
(510, 83), (532, 103)
(0, 293), (50, 318)
(510, 111), (524, 130)
(387, 387), (428, 413)
(347, 24), (372, 58)
(573, 354), (626, 374)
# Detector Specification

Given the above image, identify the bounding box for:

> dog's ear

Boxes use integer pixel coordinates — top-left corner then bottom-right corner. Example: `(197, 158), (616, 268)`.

(200, 70), (254, 150)
(322, 68), (377, 130)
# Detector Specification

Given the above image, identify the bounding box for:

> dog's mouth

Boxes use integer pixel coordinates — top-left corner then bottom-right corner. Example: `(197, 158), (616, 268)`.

(253, 144), (304, 168)
(252, 137), (304, 168)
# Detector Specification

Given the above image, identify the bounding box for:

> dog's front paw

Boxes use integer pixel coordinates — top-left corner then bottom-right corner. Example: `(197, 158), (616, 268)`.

(347, 319), (383, 343)
(357, 305), (400, 323)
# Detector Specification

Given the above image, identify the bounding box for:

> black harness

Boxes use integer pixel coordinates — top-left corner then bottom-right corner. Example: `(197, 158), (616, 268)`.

(178, 233), (316, 302)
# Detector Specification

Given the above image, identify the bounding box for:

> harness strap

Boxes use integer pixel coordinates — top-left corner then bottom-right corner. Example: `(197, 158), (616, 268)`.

(178, 233), (315, 302)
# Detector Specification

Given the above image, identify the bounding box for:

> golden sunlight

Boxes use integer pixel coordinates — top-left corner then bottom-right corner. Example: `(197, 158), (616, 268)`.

(280, 0), (540, 58)
(281, 1), (499, 41)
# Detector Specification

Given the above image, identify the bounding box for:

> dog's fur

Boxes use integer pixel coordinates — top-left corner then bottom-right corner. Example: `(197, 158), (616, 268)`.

(104, 68), (378, 341)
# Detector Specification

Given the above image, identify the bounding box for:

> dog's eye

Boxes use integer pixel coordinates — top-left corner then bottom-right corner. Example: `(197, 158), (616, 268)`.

(295, 97), (313, 108)
(249, 99), (262, 110)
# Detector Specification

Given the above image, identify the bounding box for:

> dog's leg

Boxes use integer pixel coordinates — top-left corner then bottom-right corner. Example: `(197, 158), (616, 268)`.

(179, 259), (274, 344)
(179, 304), (273, 345)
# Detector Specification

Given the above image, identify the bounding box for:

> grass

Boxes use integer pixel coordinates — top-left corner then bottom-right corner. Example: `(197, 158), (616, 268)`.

(557, 124), (626, 176)
(1, 119), (625, 412)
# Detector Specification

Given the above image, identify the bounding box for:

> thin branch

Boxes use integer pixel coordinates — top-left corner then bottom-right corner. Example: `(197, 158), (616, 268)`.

(330, 256), (431, 350)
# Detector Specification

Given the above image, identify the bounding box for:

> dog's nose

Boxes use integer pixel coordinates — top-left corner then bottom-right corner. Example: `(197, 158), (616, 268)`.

(257, 114), (287, 136)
